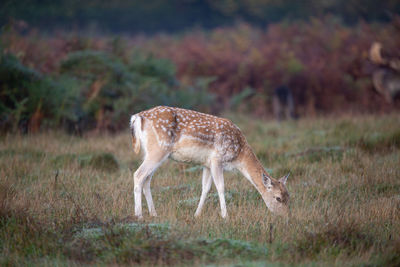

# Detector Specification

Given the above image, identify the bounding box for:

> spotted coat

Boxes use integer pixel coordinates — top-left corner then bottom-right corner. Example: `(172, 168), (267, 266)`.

(133, 106), (246, 164)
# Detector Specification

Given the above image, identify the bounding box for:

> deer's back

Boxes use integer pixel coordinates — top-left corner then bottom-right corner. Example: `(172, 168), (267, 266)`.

(139, 106), (246, 165)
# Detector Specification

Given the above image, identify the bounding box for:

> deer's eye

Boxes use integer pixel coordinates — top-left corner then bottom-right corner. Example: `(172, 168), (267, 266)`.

(276, 197), (282, 203)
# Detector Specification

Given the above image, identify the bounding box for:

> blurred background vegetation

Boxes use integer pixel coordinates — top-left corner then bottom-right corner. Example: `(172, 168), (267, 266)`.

(1, 0), (400, 33)
(0, 0), (399, 133)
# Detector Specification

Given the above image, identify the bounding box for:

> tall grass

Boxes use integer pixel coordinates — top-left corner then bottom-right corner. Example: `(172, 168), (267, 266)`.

(1, 114), (399, 265)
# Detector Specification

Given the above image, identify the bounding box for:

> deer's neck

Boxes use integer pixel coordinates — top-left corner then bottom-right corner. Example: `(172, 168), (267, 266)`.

(237, 145), (269, 194)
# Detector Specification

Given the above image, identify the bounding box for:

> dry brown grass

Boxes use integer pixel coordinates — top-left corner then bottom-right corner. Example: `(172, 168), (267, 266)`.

(1, 114), (399, 265)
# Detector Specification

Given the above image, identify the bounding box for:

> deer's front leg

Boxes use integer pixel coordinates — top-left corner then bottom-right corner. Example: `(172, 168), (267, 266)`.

(210, 160), (227, 218)
(194, 167), (212, 217)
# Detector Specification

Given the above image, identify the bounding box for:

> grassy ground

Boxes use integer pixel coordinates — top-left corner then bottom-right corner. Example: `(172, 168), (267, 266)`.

(1, 114), (400, 266)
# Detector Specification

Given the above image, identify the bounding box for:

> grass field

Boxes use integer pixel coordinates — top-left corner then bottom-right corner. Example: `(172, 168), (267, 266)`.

(1, 114), (400, 266)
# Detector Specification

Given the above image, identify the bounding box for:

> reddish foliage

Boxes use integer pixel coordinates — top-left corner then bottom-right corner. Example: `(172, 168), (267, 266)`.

(150, 20), (400, 115)
(3, 18), (400, 117)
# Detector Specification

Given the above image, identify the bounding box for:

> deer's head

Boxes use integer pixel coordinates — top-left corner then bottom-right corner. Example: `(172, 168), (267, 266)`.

(261, 173), (290, 216)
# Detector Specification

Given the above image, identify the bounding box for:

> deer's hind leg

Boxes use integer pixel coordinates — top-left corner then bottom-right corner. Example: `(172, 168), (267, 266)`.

(134, 151), (169, 218)
(133, 116), (176, 218)
(143, 174), (157, 216)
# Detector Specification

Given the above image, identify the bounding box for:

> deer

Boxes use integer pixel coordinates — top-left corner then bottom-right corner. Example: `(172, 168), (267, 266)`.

(130, 106), (290, 219)
(369, 42), (400, 103)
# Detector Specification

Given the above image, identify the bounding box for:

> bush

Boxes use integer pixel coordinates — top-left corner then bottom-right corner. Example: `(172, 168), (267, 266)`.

(0, 46), (214, 133)
(2, 17), (399, 130)
(59, 50), (214, 132)
(0, 50), (78, 132)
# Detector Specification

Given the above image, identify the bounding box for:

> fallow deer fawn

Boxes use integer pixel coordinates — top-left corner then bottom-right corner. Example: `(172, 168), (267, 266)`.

(130, 106), (290, 219)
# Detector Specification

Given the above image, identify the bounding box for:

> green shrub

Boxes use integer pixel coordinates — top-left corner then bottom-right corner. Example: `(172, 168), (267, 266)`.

(0, 50), (79, 132)
(60, 50), (214, 132)
(0, 46), (214, 133)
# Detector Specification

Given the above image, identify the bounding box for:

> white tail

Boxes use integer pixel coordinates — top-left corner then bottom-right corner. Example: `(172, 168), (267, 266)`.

(130, 115), (141, 154)
(130, 106), (290, 219)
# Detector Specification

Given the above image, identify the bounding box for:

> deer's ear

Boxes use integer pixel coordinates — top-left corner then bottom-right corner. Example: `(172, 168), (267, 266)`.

(279, 173), (290, 185)
(262, 173), (272, 187)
